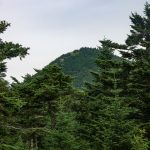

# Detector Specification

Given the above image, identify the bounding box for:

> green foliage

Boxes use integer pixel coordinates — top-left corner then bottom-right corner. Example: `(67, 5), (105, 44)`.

(40, 97), (80, 150)
(1, 2), (150, 149)
(51, 47), (120, 88)
(0, 20), (29, 149)
(0, 21), (10, 33)
(51, 47), (99, 88)
(0, 21), (29, 77)
(131, 130), (149, 150)
(102, 2), (150, 147)
(11, 65), (85, 149)
(77, 43), (148, 149)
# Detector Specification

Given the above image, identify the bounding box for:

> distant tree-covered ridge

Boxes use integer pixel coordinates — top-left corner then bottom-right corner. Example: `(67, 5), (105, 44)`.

(50, 47), (120, 88)
(51, 47), (99, 88)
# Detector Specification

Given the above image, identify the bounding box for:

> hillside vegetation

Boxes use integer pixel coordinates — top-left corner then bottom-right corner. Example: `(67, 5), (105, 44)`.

(50, 47), (119, 88)
(51, 47), (99, 87)
(0, 2), (150, 150)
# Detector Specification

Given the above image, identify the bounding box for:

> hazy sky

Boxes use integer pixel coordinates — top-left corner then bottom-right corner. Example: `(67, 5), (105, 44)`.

(0, 0), (146, 81)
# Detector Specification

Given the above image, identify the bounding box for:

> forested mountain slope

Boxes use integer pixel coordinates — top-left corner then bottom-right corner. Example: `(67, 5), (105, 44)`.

(50, 47), (120, 88)
(50, 47), (99, 87)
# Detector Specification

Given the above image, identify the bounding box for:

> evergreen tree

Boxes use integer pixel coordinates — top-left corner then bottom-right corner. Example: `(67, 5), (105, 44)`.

(12, 65), (83, 150)
(101, 2), (150, 144)
(0, 20), (29, 149)
(78, 42), (148, 149)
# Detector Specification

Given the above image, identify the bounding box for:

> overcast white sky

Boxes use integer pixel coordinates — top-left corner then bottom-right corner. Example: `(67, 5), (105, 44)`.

(0, 0), (146, 81)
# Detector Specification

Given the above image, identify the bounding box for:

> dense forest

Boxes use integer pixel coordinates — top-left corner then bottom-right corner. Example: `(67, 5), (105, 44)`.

(0, 2), (150, 150)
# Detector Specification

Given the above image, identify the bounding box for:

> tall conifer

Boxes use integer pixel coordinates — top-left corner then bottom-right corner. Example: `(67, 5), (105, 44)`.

(101, 2), (150, 143)
(0, 20), (29, 149)
(78, 41), (148, 149)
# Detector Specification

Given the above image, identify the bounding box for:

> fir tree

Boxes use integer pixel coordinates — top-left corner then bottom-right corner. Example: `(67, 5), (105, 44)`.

(100, 2), (150, 144)
(12, 65), (83, 150)
(0, 20), (29, 149)
(78, 42), (148, 149)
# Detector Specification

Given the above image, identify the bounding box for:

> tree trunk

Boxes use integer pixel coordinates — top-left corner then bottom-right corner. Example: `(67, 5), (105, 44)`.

(35, 135), (38, 150)
(48, 101), (56, 129)
(30, 138), (34, 150)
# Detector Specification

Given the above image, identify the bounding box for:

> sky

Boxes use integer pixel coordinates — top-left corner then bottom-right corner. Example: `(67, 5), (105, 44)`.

(0, 0), (146, 82)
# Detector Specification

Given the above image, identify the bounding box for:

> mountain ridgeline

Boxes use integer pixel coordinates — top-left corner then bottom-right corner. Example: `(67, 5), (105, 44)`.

(50, 47), (119, 88)
(50, 47), (99, 87)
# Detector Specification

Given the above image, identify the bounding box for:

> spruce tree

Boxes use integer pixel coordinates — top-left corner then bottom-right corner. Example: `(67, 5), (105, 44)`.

(78, 42), (148, 149)
(0, 20), (29, 149)
(12, 65), (83, 150)
(101, 2), (150, 144)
